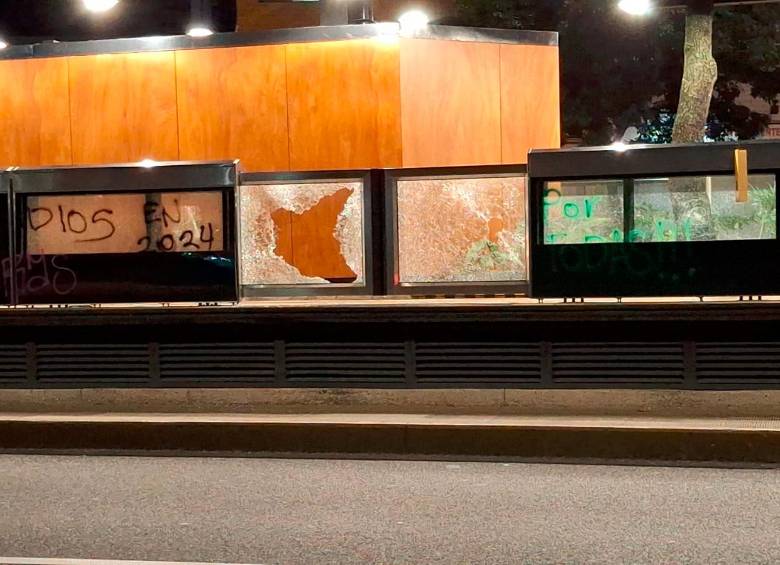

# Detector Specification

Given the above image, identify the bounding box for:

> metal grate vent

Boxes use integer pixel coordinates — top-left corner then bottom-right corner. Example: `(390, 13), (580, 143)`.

(0, 344), (27, 381)
(159, 343), (275, 382)
(285, 342), (406, 383)
(36, 344), (149, 382)
(552, 342), (684, 384)
(696, 342), (780, 384)
(415, 342), (542, 384)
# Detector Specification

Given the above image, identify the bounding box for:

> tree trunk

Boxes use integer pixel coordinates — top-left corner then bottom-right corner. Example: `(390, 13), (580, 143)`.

(669, 0), (718, 240)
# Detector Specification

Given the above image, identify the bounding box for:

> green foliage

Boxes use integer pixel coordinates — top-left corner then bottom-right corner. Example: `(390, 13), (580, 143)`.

(464, 239), (511, 271)
(636, 110), (738, 144)
(454, 0), (780, 144)
(462, 219), (528, 275)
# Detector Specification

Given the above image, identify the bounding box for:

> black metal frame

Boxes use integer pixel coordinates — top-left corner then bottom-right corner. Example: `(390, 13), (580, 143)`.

(8, 160), (240, 305)
(0, 177), (12, 305)
(528, 140), (780, 298)
(239, 170), (383, 297)
(383, 165), (529, 296)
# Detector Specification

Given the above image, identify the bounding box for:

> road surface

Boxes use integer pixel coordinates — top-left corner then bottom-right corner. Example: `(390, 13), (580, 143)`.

(0, 455), (778, 564)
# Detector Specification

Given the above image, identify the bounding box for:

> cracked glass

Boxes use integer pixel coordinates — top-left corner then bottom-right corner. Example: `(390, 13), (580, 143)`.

(396, 176), (527, 284)
(239, 181), (365, 286)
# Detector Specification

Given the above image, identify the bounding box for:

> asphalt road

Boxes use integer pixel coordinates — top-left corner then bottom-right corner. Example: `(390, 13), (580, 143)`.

(0, 455), (778, 565)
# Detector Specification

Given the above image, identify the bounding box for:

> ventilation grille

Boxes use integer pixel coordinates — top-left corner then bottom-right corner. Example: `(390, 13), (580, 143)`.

(696, 342), (780, 384)
(36, 344), (149, 382)
(285, 342), (405, 383)
(159, 343), (275, 382)
(4, 339), (780, 389)
(415, 342), (541, 384)
(552, 342), (684, 384)
(0, 344), (27, 381)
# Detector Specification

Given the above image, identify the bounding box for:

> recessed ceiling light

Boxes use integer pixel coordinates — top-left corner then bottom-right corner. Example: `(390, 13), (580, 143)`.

(187, 26), (214, 38)
(398, 10), (429, 35)
(83, 0), (120, 13)
(618, 0), (653, 16)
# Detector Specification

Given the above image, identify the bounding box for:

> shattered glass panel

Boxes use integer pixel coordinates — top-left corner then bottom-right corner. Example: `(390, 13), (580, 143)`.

(396, 176), (527, 283)
(26, 192), (224, 255)
(543, 180), (624, 245)
(240, 181), (365, 286)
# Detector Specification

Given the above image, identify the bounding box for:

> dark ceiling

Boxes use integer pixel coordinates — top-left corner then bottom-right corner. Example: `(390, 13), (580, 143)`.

(0, 0), (237, 43)
(657, 0), (779, 6)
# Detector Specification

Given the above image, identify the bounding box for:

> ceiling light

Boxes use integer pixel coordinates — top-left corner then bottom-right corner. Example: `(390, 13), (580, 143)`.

(188, 0), (215, 38)
(398, 10), (429, 35)
(618, 0), (653, 16)
(83, 0), (120, 13)
(186, 25), (214, 38)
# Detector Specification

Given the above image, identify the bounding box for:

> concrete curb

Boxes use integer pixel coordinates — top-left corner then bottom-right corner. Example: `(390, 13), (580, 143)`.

(1, 414), (778, 464)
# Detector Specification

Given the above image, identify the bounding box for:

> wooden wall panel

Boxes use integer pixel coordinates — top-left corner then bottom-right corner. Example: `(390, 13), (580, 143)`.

(69, 52), (179, 165)
(500, 44), (561, 164)
(286, 39), (402, 170)
(400, 39), (502, 168)
(0, 58), (72, 168)
(176, 45), (290, 172)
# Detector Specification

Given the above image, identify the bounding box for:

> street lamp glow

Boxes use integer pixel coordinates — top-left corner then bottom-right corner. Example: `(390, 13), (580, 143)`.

(187, 25), (214, 38)
(0, 40), (8, 50)
(610, 142), (630, 152)
(83, 0), (120, 13)
(618, 0), (653, 16)
(398, 10), (430, 35)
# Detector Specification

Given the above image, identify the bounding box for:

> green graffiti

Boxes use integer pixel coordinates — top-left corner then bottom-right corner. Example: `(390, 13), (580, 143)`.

(563, 202), (579, 218)
(544, 193), (701, 244)
(584, 198), (595, 219)
(584, 235), (606, 243)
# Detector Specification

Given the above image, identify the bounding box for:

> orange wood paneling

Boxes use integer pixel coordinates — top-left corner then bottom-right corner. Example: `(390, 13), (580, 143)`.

(500, 44), (561, 164)
(68, 52), (179, 165)
(286, 39), (402, 170)
(0, 58), (72, 167)
(270, 188), (357, 281)
(176, 45), (290, 172)
(0, 37), (559, 172)
(400, 38), (502, 168)
(290, 188), (357, 281)
(271, 210), (295, 266)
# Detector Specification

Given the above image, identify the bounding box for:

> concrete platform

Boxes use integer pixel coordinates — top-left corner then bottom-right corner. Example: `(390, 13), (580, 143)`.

(3, 388), (780, 417)
(1, 412), (778, 464)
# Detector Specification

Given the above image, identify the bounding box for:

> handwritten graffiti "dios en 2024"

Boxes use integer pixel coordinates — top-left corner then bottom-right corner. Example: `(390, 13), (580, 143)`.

(27, 198), (216, 252)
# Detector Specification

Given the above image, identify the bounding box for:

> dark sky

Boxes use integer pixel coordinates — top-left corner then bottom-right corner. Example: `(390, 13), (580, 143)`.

(0, 0), (237, 43)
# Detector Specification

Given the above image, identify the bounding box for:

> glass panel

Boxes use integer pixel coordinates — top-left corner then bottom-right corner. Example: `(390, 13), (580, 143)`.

(633, 174), (776, 242)
(396, 176), (526, 284)
(240, 181), (365, 286)
(543, 180), (624, 244)
(26, 192), (224, 255)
